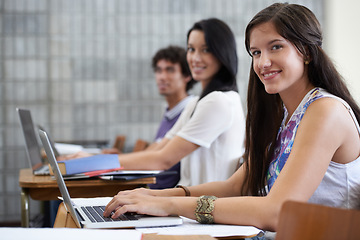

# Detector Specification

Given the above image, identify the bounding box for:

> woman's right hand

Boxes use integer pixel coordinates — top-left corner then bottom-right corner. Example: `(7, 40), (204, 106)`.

(103, 189), (175, 218)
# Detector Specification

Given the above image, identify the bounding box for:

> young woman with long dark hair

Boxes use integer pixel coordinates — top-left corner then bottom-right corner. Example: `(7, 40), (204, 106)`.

(66, 18), (246, 188)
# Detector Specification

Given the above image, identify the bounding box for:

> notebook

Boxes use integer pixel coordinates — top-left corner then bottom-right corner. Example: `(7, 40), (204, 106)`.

(39, 129), (183, 229)
(16, 108), (53, 175)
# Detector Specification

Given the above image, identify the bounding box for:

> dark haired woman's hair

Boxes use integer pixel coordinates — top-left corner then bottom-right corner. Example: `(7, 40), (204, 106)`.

(187, 18), (238, 99)
(242, 3), (360, 196)
(152, 45), (196, 91)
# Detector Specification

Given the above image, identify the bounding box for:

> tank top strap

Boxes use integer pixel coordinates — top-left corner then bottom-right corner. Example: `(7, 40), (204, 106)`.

(320, 91), (360, 135)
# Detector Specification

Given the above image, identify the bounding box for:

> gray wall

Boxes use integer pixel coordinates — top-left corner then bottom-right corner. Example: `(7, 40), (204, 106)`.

(0, 0), (323, 224)
(324, 0), (360, 104)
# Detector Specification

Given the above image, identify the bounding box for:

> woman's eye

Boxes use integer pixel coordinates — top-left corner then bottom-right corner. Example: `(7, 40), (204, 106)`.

(251, 50), (260, 56)
(271, 45), (282, 50)
(202, 48), (210, 53)
(187, 47), (194, 52)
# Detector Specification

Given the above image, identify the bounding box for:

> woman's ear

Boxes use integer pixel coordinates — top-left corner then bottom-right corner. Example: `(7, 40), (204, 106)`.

(184, 75), (192, 83)
(303, 46), (312, 64)
(304, 54), (312, 65)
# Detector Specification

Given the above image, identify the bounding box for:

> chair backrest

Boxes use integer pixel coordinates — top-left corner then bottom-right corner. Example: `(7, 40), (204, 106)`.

(112, 135), (126, 152)
(276, 200), (360, 240)
(132, 139), (149, 152)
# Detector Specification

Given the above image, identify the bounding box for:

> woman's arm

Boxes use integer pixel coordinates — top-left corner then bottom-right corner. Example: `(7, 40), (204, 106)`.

(118, 163), (247, 197)
(104, 166), (247, 217)
(118, 136), (199, 170)
(58, 135), (199, 169)
(181, 164), (246, 197)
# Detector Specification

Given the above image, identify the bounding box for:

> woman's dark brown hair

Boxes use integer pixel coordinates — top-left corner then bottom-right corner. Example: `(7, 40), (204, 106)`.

(242, 3), (360, 196)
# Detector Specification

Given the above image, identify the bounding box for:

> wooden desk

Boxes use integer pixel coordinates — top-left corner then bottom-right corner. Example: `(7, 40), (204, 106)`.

(54, 203), (216, 240)
(19, 168), (155, 228)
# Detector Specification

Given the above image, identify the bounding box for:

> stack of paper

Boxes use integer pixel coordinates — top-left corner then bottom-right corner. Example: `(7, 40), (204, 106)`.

(136, 217), (264, 239)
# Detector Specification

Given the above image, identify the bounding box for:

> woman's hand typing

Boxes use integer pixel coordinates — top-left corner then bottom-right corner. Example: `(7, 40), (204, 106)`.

(103, 189), (174, 218)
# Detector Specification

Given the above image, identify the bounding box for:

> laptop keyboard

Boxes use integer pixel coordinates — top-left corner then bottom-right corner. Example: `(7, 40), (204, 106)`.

(81, 206), (139, 223)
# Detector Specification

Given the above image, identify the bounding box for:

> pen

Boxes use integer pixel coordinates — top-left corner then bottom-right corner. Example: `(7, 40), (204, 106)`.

(99, 175), (152, 181)
(99, 176), (113, 180)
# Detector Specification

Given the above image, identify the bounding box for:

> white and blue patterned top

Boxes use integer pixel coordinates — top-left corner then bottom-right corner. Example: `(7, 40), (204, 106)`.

(267, 88), (360, 208)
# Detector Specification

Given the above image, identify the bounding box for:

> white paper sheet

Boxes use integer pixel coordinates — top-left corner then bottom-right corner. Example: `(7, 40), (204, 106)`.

(54, 143), (101, 155)
(71, 197), (113, 206)
(136, 216), (263, 238)
(54, 143), (84, 155)
(0, 228), (142, 240)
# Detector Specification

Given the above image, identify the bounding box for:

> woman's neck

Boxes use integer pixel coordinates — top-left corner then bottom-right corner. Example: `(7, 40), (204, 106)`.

(280, 83), (315, 122)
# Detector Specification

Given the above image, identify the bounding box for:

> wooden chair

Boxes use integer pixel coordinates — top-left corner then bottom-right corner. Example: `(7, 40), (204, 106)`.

(276, 200), (360, 240)
(112, 135), (126, 152)
(132, 139), (149, 152)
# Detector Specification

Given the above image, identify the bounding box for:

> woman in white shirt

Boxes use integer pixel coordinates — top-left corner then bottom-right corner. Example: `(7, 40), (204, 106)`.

(68, 18), (246, 187)
(115, 18), (246, 186)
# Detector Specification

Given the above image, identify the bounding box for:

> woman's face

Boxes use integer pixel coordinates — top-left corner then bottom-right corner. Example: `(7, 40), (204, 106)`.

(187, 30), (221, 89)
(249, 22), (309, 96)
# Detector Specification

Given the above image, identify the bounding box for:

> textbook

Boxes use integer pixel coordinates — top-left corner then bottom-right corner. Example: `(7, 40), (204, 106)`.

(49, 154), (121, 176)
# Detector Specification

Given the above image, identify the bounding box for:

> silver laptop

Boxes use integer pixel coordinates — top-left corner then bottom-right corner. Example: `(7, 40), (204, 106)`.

(16, 108), (51, 175)
(39, 129), (183, 229)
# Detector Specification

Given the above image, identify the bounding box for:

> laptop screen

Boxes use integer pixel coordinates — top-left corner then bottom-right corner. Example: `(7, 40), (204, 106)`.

(39, 129), (82, 228)
(17, 108), (43, 170)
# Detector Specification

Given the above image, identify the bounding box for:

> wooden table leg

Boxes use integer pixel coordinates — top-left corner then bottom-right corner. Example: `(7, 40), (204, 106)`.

(21, 188), (29, 227)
